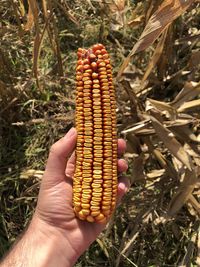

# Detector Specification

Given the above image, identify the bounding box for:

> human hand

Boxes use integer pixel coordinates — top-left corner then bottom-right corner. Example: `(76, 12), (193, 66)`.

(33, 127), (129, 263)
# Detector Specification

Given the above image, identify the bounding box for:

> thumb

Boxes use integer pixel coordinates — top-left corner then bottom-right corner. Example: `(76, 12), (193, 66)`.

(44, 127), (77, 181)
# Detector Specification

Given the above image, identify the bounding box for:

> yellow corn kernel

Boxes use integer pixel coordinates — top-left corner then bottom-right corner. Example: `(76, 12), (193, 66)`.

(73, 44), (118, 223)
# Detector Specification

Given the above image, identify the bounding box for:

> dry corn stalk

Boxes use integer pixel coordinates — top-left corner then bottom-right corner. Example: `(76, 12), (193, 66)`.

(73, 44), (118, 223)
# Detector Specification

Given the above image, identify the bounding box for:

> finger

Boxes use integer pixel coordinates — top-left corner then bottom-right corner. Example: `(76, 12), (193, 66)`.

(117, 176), (130, 204)
(117, 139), (126, 156)
(118, 158), (128, 173)
(65, 139), (127, 179)
(66, 156), (128, 179)
(65, 151), (76, 178)
(45, 128), (77, 178)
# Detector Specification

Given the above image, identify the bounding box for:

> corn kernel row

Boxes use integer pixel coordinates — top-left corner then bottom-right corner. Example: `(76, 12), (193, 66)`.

(73, 44), (117, 223)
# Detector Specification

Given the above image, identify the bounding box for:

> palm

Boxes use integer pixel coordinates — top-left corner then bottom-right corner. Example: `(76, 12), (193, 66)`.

(35, 128), (128, 255)
(36, 173), (104, 251)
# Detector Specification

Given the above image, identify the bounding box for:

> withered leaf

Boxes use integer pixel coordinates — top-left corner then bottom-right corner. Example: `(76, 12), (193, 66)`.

(178, 99), (200, 112)
(167, 169), (197, 216)
(24, 1), (34, 31)
(146, 98), (177, 120)
(142, 27), (169, 82)
(117, 0), (195, 78)
(151, 116), (193, 170)
(171, 81), (200, 108)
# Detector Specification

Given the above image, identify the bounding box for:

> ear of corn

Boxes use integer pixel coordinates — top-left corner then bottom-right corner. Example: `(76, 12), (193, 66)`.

(73, 44), (117, 224)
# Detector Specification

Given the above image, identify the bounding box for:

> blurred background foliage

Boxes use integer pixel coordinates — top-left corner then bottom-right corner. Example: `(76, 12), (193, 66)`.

(0, 0), (200, 266)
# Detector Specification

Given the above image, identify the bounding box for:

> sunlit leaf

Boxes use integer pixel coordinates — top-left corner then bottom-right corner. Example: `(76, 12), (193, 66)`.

(117, 0), (195, 78)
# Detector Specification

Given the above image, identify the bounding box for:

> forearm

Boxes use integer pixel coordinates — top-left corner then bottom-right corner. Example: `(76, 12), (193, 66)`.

(0, 217), (78, 267)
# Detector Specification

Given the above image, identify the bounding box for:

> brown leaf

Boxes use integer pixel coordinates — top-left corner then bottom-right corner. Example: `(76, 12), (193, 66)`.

(108, 0), (126, 13)
(153, 148), (178, 179)
(117, 0), (195, 79)
(142, 27), (169, 82)
(188, 195), (200, 216)
(188, 50), (200, 69)
(178, 99), (200, 112)
(146, 98), (177, 120)
(131, 153), (145, 183)
(32, 29), (43, 87)
(43, 1), (64, 77)
(19, 0), (26, 17)
(120, 80), (139, 121)
(171, 81), (200, 108)
(27, 0), (43, 86)
(170, 125), (199, 144)
(128, 15), (144, 28)
(151, 116), (194, 170)
(147, 169), (165, 179)
(27, 0), (39, 27)
(167, 169), (197, 216)
(122, 119), (153, 136)
(133, 0), (195, 54)
(24, 0), (35, 31)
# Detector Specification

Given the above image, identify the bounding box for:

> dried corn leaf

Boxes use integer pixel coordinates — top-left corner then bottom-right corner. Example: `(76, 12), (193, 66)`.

(128, 15), (144, 28)
(42, 0), (48, 17)
(131, 153), (145, 183)
(172, 155), (185, 174)
(171, 81), (200, 108)
(178, 99), (200, 112)
(20, 169), (44, 179)
(170, 125), (199, 144)
(167, 169), (197, 216)
(151, 116), (193, 170)
(109, 0), (126, 30)
(28, 0), (43, 85)
(96, 238), (109, 259)
(147, 169), (165, 179)
(153, 148), (178, 179)
(188, 50), (200, 69)
(33, 27), (45, 87)
(120, 80), (139, 120)
(19, 0), (26, 17)
(106, 0), (126, 15)
(122, 119), (152, 135)
(188, 195), (200, 215)
(184, 144), (200, 166)
(132, 0), (195, 54)
(142, 27), (169, 82)
(146, 98), (177, 119)
(27, 0), (39, 26)
(127, 1), (145, 28)
(117, 0), (195, 78)
(24, 0), (35, 31)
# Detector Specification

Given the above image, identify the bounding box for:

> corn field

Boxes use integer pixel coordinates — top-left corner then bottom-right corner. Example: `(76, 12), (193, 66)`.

(0, 0), (200, 266)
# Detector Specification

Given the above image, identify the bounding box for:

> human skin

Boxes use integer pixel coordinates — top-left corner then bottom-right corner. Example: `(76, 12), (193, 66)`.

(0, 127), (129, 267)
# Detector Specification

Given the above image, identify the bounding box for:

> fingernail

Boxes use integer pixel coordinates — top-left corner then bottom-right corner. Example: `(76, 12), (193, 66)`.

(64, 127), (76, 139)
(118, 182), (125, 194)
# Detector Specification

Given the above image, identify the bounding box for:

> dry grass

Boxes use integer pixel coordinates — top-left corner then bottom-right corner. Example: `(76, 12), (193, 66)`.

(0, 0), (200, 266)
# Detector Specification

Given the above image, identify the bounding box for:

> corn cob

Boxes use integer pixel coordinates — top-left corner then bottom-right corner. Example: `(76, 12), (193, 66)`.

(73, 44), (117, 224)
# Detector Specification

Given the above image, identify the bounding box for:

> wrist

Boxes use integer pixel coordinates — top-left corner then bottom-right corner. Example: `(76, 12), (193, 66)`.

(28, 216), (79, 267)
(1, 216), (79, 267)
